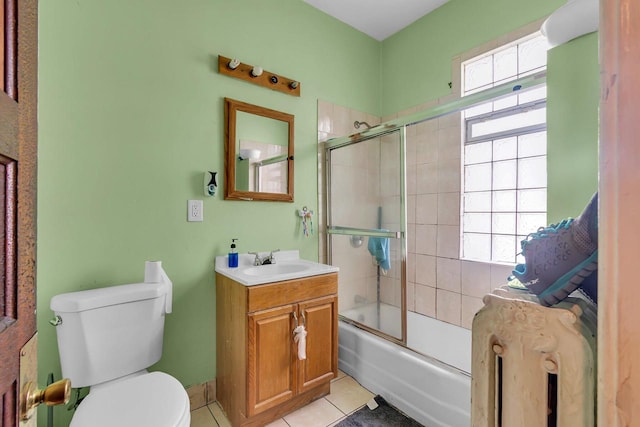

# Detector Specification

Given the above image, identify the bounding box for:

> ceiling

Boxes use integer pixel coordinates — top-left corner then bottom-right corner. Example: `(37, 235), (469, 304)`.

(303, 0), (450, 41)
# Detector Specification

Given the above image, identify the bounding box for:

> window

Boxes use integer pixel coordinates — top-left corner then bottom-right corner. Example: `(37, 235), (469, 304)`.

(461, 33), (548, 264)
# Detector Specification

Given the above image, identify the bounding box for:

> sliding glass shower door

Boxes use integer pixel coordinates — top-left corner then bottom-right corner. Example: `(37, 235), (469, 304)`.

(326, 129), (406, 342)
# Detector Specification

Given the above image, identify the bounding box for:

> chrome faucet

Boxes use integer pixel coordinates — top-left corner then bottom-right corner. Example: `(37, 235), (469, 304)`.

(248, 249), (280, 266)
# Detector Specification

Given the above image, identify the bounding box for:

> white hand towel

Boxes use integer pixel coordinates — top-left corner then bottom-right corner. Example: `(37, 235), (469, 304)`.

(293, 325), (307, 360)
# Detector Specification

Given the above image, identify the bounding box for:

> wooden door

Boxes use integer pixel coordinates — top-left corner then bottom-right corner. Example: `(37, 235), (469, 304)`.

(0, 0), (38, 425)
(297, 295), (337, 394)
(247, 304), (297, 416)
(599, 0), (640, 424)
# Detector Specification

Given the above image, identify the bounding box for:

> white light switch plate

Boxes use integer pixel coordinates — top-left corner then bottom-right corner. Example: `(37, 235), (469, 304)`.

(188, 200), (203, 222)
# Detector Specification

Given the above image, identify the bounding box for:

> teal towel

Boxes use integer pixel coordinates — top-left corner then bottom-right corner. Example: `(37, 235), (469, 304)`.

(367, 235), (390, 271)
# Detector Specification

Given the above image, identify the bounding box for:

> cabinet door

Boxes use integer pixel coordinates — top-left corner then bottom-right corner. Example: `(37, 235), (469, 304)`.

(247, 304), (297, 416)
(297, 295), (338, 393)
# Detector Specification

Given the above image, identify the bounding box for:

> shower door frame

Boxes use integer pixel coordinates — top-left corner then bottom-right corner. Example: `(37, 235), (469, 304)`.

(324, 126), (408, 345)
(319, 71), (547, 347)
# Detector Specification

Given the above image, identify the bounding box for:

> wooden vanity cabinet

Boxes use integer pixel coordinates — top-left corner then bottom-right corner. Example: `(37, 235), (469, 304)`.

(216, 272), (338, 427)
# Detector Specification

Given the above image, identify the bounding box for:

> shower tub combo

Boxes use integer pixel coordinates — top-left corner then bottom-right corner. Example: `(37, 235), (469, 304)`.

(322, 75), (547, 427)
(325, 117), (472, 427)
(339, 306), (471, 427)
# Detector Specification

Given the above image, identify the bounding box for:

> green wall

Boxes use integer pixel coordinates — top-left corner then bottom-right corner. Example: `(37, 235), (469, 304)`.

(37, 1), (380, 425)
(380, 0), (564, 116)
(236, 111), (289, 147)
(546, 33), (600, 220)
(37, 0), (599, 425)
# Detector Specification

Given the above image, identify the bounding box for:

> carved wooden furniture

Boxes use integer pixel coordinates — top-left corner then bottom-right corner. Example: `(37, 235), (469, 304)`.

(471, 287), (597, 426)
(216, 272), (338, 427)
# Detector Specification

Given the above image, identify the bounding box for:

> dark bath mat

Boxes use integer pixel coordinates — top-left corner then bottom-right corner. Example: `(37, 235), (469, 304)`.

(335, 395), (424, 427)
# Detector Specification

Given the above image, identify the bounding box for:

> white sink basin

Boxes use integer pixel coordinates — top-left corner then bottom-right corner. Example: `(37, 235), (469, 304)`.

(215, 250), (338, 286)
(243, 262), (312, 277)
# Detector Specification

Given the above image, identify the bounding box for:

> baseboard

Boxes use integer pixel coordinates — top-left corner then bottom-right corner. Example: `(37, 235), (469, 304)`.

(187, 378), (217, 410)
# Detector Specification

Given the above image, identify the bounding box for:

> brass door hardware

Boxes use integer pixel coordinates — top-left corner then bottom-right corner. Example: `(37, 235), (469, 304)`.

(20, 378), (71, 421)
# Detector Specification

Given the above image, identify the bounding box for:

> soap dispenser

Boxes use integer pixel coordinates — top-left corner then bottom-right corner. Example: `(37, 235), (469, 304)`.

(228, 238), (239, 268)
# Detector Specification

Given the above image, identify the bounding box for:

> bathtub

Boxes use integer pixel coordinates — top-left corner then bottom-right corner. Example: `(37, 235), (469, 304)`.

(338, 306), (471, 427)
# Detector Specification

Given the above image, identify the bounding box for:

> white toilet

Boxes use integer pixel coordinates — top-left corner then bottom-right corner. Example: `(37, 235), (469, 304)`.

(50, 261), (190, 427)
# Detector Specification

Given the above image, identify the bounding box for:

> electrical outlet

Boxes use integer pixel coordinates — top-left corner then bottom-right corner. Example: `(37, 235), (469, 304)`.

(188, 200), (203, 222)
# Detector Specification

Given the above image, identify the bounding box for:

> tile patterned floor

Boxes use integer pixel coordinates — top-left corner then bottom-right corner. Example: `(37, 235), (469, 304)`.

(191, 371), (375, 427)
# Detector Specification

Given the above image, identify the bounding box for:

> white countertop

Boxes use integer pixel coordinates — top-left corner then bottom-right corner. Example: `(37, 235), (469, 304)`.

(214, 250), (339, 286)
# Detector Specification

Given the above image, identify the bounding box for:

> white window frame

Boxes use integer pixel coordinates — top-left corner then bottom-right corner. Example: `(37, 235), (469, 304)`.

(460, 33), (548, 265)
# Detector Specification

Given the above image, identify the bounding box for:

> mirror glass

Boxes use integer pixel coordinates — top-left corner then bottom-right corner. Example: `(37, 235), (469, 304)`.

(224, 98), (294, 202)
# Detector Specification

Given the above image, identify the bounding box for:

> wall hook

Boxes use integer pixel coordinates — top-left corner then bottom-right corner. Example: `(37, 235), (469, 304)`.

(297, 206), (314, 237)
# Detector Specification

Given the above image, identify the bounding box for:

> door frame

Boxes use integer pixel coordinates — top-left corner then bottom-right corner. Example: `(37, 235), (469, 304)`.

(598, 0), (640, 424)
(0, 0), (38, 425)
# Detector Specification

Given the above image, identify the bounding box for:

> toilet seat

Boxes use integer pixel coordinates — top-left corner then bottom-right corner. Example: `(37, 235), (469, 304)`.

(70, 371), (190, 427)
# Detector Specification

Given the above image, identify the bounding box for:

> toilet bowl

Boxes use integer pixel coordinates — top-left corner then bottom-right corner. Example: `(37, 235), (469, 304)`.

(50, 261), (190, 427)
(70, 372), (190, 427)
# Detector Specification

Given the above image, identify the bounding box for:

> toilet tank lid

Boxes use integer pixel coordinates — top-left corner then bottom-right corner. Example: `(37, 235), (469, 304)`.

(51, 282), (167, 313)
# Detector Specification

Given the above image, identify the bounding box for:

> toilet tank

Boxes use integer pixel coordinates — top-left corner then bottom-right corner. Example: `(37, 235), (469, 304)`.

(50, 282), (170, 388)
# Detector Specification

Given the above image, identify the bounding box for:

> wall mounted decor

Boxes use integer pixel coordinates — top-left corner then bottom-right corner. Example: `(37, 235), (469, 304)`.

(218, 55), (301, 97)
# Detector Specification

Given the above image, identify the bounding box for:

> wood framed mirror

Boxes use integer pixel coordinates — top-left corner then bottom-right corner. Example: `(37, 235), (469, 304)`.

(224, 98), (294, 202)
